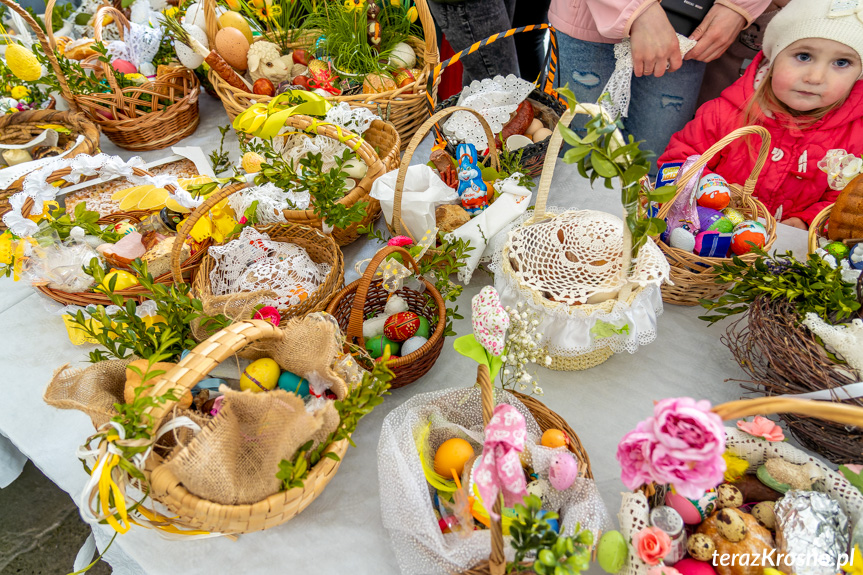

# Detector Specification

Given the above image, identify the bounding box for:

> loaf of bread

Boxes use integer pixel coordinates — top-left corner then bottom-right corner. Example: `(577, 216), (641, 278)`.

(142, 236), (190, 278)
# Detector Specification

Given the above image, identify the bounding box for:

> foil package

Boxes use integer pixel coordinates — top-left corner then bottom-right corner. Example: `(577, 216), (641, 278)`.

(775, 491), (849, 575)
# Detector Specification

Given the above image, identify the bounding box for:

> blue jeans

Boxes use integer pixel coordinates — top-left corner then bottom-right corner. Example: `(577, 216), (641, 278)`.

(557, 33), (706, 174)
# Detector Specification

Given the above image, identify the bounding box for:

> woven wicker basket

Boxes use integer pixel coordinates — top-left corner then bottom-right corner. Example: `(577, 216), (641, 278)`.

(461, 363), (593, 575)
(656, 126), (778, 306)
(430, 24), (564, 179)
(143, 320), (350, 533)
(44, 2), (200, 151)
(619, 396), (863, 575)
(202, 0), (438, 147)
(808, 203), (833, 254)
(326, 245), (445, 388)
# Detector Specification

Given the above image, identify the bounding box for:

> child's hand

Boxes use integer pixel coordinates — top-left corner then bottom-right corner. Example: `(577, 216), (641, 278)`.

(782, 217), (808, 230)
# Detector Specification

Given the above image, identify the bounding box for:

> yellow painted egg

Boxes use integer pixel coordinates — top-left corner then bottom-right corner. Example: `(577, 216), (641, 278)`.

(240, 358), (281, 393)
(241, 151), (265, 173)
(218, 12), (253, 45)
(433, 437), (475, 478)
(215, 27), (250, 71)
(6, 45), (42, 82)
(99, 269), (139, 292)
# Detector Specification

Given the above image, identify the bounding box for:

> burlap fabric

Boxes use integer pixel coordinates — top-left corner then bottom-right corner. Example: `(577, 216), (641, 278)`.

(44, 359), (134, 428)
(190, 289), (279, 345)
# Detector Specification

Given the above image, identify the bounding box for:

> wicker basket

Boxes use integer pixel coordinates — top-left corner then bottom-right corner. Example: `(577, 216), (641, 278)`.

(202, 0), (438, 147)
(171, 199), (345, 324)
(44, 2), (200, 151)
(461, 363), (593, 575)
(656, 126), (778, 306)
(429, 24), (564, 179)
(239, 115), (397, 246)
(619, 397), (863, 575)
(326, 245), (445, 388)
(808, 203), (833, 254)
(144, 320), (350, 533)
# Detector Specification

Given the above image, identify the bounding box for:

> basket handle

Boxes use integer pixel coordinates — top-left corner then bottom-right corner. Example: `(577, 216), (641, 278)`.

(144, 320), (282, 423)
(712, 397), (863, 428)
(93, 6), (130, 96)
(3, 0), (75, 111)
(203, 0), (219, 46)
(425, 24), (559, 119)
(807, 203), (833, 254)
(476, 364), (506, 575)
(345, 245), (421, 346)
(392, 106), (500, 239)
(656, 125), (771, 221)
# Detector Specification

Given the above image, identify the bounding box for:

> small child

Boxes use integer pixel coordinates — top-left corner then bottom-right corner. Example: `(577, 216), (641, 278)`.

(658, 0), (863, 229)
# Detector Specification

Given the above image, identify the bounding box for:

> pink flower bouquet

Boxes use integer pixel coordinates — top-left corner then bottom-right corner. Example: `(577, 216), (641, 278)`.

(617, 398), (726, 499)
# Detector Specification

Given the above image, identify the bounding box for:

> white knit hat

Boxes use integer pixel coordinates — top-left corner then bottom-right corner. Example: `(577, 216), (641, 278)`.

(762, 0), (863, 64)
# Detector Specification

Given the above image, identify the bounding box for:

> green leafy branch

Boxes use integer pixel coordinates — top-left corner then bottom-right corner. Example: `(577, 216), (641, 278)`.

(47, 201), (123, 244)
(208, 124), (234, 175)
(509, 495), (594, 575)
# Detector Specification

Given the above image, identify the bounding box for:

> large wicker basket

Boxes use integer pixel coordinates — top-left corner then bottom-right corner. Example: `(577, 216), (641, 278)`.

(430, 24), (564, 178)
(202, 0), (438, 147)
(656, 126), (778, 306)
(808, 203), (833, 254)
(44, 2), (200, 151)
(326, 245), (446, 388)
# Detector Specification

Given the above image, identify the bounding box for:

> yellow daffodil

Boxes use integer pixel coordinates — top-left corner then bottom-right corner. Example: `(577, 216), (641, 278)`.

(406, 5), (418, 22)
(163, 6), (179, 17)
(842, 546), (863, 575)
(10, 86), (29, 99)
(344, 0), (366, 11)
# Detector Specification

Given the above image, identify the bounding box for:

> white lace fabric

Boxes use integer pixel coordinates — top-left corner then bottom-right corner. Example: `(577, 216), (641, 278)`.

(227, 182), (305, 225)
(378, 386), (612, 575)
(618, 427), (863, 575)
(106, 21), (163, 68)
(208, 227), (330, 310)
(802, 313), (863, 378)
(442, 74), (535, 149)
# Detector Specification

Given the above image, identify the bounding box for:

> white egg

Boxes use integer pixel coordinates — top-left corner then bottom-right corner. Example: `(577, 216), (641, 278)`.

(389, 42), (416, 69)
(313, 88), (331, 97)
(400, 336), (428, 356)
(532, 127), (552, 142)
(342, 157), (368, 179)
(526, 118), (543, 136)
(139, 62), (156, 77)
(362, 314), (388, 339)
(184, 2), (207, 30)
(175, 24), (208, 69)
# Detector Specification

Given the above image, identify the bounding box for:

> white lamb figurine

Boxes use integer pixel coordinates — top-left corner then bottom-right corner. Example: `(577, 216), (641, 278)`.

(247, 41), (293, 85)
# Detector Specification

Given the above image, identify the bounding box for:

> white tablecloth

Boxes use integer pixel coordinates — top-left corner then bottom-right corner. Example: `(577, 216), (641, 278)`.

(0, 93), (810, 574)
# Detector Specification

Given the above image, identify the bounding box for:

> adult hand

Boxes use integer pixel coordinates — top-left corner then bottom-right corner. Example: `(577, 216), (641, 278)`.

(629, 2), (682, 78)
(685, 4), (747, 63)
(782, 217), (808, 230)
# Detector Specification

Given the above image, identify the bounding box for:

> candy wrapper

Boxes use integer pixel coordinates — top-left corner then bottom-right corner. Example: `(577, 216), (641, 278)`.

(662, 156), (704, 241)
(774, 491), (849, 575)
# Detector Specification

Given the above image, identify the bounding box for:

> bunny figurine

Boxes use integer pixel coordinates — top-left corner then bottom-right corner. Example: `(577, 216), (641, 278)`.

(455, 143), (489, 215)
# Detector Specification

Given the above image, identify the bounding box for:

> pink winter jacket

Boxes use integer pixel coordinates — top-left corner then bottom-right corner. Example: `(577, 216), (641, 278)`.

(549, 0), (772, 43)
(658, 52), (863, 225)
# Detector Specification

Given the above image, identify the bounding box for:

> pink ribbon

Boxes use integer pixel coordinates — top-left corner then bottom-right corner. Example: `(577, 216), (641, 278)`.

(474, 404), (528, 519)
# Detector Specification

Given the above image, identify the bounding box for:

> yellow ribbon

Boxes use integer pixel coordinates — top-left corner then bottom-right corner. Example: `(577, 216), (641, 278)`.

(232, 91), (333, 139)
(98, 449), (131, 534)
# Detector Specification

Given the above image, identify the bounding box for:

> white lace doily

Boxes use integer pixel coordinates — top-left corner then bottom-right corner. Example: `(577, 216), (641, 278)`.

(227, 182), (307, 225)
(802, 313), (863, 378)
(601, 35), (697, 119)
(442, 74), (534, 149)
(324, 102), (380, 136)
(618, 427), (863, 575)
(106, 21), (163, 68)
(208, 227), (330, 310)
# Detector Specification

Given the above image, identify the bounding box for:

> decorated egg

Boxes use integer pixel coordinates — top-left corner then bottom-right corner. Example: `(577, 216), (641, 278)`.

(824, 240), (850, 261)
(112, 59), (137, 74)
(675, 558), (719, 575)
(112, 222), (136, 236)
(526, 478), (548, 500)
(415, 316), (431, 339)
(670, 227), (697, 252)
(687, 532), (716, 561)
(596, 530), (628, 574)
(400, 335), (427, 356)
(253, 77), (276, 96)
(215, 27), (250, 71)
(384, 295), (409, 316)
(722, 207), (745, 226)
(541, 428), (570, 448)
(277, 370), (309, 396)
(100, 269), (139, 292)
(241, 151), (265, 173)
(394, 68), (417, 91)
(548, 451), (578, 491)
(696, 173), (731, 211)
(384, 311), (421, 342)
(665, 488), (717, 524)
(184, 2), (207, 29)
(433, 437), (474, 477)
(730, 221), (768, 255)
(175, 24), (208, 69)
(366, 334), (399, 359)
(696, 206), (723, 233)
(389, 41), (416, 68)
(240, 358), (280, 392)
(218, 11), (253, 44)
(693, 231), (732, 258)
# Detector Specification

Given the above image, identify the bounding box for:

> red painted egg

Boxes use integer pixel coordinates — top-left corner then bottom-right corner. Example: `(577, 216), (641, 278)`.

(112, 59), (137, 74)
(253, 77), (275, 96)
(292, 75), (311, 90)
(383, 311), (420, 342)
(293, 49), (311, 66)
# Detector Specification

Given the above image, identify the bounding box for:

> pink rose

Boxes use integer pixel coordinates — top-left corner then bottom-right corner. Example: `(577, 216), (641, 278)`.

(648, 567), (682, 575)
(737, 416), (785, 442)
(387, 236), (414, 247)
(253, 306), (281, 326)
(633, 527), (671, 566)
(616, 421), (657, 490)
(651, 443), (726, 499)
(652, 398), (725, 463)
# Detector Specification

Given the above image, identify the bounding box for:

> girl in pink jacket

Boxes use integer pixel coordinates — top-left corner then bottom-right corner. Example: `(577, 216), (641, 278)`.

(658, 0), (863, 229)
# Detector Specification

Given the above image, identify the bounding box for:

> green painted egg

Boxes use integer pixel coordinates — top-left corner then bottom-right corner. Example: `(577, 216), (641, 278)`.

(366, 335), (400, 359)
(597, 530), (628, 574)
(415, 316), (430, 339)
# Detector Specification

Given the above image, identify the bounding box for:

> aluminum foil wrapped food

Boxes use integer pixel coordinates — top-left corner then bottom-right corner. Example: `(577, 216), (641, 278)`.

(774, 490), (849, 575)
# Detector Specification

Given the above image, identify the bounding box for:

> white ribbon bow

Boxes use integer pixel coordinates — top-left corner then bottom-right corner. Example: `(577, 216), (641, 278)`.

(1, 193), (39, 237)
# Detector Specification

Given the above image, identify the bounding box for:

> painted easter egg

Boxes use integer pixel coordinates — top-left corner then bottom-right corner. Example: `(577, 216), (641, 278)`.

(548, 451), (578, 491)
(215, 27), (250, 71)
(433, 437), (474, 477)
(100, 269), (139, 292)
(414, 316), (431, 339)
(384, 311), (420, 342)
(240, 358), (280, 392)
(675, 559), (719, 575)
(277, 370), (309, 397)
(400, 336), (427, 356)
(824, 241), (850, 261)
(665, 489), (717, 525)
(253, 77), (276, 96)
(366, 334), (399, 359)
(696, 173), (731, 211)
(730, 221), (768, 255)
(112, 59), (137, 74)
(389, 41), (416, 68)
(541, 428), (570, 448)
(696, 206), (723, 233)
(597, 530), (628, 574)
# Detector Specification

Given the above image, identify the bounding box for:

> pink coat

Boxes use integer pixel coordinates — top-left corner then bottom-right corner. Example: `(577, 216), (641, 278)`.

(658, 52), (863, 225)
(549, 0), (771, 43)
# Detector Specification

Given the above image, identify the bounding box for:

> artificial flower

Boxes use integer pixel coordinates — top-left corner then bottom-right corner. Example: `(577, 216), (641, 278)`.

(390, 0), (400, 5)
(253, 306), (281, 326)
(224, 0), (241, 10)
(10, 86), (28, 99)
(344, 0), (366, 11)
(841, 545), (863, 575)
(648, 566), (681, 575)
(722, 451), (750, 482)
(471, 286), (510, 356)
(406, 5), (418, 22)
(269, 4), (282, 19)
(736, 416), (784, 442)
(617, 421), (657, 491)
(387, 235), (413, 247)
(633, 527), (671, 566)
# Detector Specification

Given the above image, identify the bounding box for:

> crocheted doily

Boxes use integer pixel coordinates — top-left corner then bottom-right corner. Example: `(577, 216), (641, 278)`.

(106, 21), (163, 68)
(227, 182), (308, 225)
(208, 227), (330, 310)
(442, 74), (534, 149)
(802, 313), (863, 378)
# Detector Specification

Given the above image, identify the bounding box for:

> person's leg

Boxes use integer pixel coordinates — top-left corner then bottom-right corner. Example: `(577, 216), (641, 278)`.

(426, 0), (519, 85)
(625, 60), (707, 172)
(555, 33), (617, 140)
(512, 0), (551, 83)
